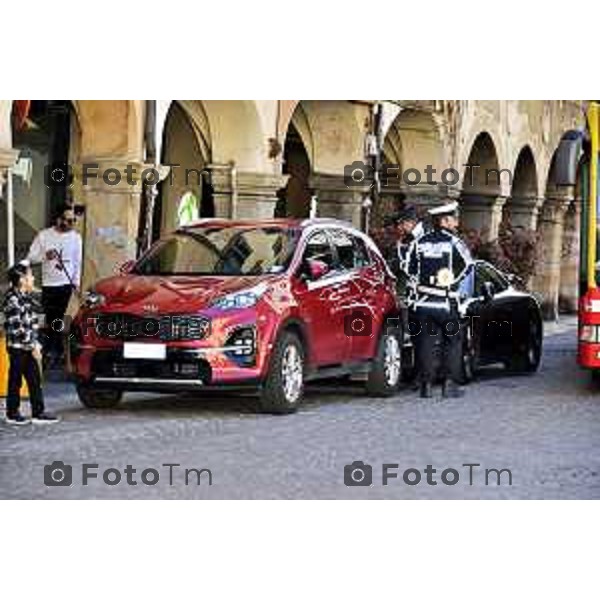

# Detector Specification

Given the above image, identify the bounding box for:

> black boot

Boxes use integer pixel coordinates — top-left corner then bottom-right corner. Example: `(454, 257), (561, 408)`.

(419, 381), (433, 398)
(442, 380), (464, 399)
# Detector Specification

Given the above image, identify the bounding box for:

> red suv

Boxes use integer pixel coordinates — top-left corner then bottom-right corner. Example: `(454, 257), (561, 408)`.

(68, 218), (403, 414)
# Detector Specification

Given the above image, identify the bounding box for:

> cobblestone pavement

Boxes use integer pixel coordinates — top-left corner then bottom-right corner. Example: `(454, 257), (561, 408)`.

(1, 317), (599, 499)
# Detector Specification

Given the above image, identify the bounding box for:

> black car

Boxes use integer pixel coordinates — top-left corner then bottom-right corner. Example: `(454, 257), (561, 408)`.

(458, 260), (543, 381)
(401, 260), (543, 383)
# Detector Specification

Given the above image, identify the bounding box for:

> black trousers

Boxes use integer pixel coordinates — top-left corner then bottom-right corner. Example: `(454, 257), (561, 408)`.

(41, 284), (73, 356)
(6, 348), (45, 417)
(410, 303), (464, 385)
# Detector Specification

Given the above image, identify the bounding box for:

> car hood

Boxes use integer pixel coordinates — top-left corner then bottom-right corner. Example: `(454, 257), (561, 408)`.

(93, 274), (276, 313)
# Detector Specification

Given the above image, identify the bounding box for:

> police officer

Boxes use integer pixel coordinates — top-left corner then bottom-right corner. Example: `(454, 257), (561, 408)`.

(384, 206), (427, 298)
(395, 205), (426, 273)
(406, 201), (473, 399)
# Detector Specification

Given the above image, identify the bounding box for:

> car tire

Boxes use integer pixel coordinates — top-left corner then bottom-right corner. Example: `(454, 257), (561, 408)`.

(76, 384), (123, 409)
(508, 313), (542, 374)
(257, 331), (305, 414)
(366, 328), (402, 397)
(457, 329), (476, 385)
(590, 370), (600, 386)
(401, 361), (418, 384)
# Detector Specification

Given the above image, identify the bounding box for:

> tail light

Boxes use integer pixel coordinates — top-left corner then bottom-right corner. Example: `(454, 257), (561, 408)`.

(580, 325), (600, 343)
(582, 299), (600, 313)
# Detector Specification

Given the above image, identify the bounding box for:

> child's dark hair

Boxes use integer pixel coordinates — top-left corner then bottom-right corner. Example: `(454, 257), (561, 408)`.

(7, 262), (29, 288)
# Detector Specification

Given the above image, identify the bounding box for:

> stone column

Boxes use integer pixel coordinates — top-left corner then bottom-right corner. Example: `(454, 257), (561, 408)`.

(77, 160), (146, 291)
(460, 193), (507, 241)
(308, 173), (367, 226)
(533, 192), (572, 320)
(0, 148), (20, 270)
(211, 168), (288, 220)
(504, 196), (544, 230)
(559, 201), (580, 313)
(0, 148), (19, 175)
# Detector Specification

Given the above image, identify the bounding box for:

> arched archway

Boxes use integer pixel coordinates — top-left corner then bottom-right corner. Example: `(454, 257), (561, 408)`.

(157, 101), (214, 236)
(1, 100), (146, 286)
(504, 145), (539, 229)
(278, 122), (311, 218)
(382, 108), (445, 172)
(279, 100), (363, 174)
(460, 132), (505, 240)
(276, 102), (313, 218)
(0, 101), (82, 271)
(375, 108), (447, 229)
(153, 100), (271, 229)
(278, 100), (368, 225)
(534, 136), (580, 319)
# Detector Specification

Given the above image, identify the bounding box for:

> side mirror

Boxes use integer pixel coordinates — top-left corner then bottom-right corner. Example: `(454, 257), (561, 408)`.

(506, 273), (524, 287)
(301, 259), (329, 281)
(118, 259), (136, 275)
(482, 281), (495, 302)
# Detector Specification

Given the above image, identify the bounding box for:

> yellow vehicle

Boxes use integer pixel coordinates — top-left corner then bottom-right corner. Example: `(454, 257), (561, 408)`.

(577, 101), (600, 371)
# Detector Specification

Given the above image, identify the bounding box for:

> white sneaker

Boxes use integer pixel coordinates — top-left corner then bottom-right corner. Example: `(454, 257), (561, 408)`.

(5, 413), (31, 426)
(31, 413), (60, 424)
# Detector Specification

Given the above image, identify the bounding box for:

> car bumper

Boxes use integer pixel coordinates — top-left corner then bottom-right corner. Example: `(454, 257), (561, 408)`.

(578, 342), (600, 369)
(69, 341), (267, 390)
(87, 375), (262, 394)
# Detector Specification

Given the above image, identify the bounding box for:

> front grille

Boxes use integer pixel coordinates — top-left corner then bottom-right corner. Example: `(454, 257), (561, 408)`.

(93, 313), (210, 342)
(92, 349), (212, 382)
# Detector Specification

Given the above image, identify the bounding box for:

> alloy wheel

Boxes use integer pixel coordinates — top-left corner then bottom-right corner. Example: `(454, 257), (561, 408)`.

(281, 344), (303, 404)
(383, 335), (401, 387)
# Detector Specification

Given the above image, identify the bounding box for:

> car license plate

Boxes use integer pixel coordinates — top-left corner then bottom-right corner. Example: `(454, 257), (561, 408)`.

(123, 342), (166, 360)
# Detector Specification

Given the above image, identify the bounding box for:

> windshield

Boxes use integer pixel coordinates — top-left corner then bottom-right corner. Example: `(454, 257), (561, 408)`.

(134, 226), (300, 276)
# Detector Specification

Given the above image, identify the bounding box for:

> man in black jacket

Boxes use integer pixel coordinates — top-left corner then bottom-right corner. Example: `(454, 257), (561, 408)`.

(385, 205), (426, 298)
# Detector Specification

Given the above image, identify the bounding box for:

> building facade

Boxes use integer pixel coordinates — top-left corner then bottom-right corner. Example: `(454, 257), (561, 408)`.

(0, 100), (587, 318)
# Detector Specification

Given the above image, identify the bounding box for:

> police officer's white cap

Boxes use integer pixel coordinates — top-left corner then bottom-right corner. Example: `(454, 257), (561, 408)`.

(428, 201), (459, 217)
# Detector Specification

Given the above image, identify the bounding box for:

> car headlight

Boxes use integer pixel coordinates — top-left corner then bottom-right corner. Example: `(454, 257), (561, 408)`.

(81, 290), (106, 310)
(212, 283), (268, 311)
